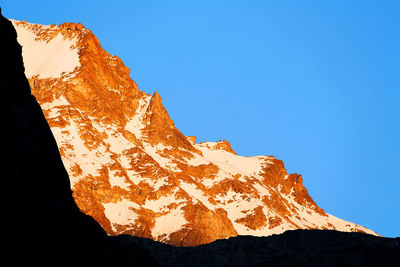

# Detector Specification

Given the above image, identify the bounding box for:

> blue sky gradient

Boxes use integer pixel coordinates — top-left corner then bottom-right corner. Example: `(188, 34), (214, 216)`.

(2, 1), (399, 237)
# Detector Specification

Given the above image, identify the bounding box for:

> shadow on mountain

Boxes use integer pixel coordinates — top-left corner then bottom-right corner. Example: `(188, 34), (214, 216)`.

(0, 8), (157, 266)
(1, 8), (399, 267)
(123, 229), (400, 266)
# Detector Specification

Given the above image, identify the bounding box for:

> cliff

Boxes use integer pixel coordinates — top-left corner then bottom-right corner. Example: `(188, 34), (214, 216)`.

(9, 18), (377, 246)
(1, 9), (156, 266)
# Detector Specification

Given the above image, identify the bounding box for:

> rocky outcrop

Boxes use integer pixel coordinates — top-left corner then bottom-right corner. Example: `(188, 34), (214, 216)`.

(11, 17), (377, 247)
(1, 10), (156, 266)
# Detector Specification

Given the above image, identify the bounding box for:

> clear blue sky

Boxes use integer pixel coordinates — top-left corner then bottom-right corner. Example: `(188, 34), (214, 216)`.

(2, 1), (399, 237)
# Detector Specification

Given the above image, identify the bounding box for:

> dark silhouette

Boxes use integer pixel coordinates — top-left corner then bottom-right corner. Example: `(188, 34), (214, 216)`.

(0, 8), (157, 266)
(0, 7), (30, 96)
(124, 229), (400, 266)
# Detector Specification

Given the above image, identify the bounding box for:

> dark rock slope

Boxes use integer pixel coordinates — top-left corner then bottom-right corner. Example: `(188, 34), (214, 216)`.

(125, 229), (400, 266)
(0, 8), (156, 266)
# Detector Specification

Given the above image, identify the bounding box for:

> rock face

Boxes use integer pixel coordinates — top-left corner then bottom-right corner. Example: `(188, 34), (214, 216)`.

(1, 10), (156, 266)
(10, 18), (378, 247)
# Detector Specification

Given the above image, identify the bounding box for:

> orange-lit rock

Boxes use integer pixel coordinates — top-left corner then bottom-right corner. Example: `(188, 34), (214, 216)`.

(12, 19), (378, 247)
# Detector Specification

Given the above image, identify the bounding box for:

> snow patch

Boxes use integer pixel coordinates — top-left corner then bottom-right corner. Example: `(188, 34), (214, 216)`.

(41, 96), (71, 118)
(108, 170), (131, 190)
(12, 21), (80, 79)
(193, 143), (265, 177)
(52, 119), (112, 185)
(103, 199), (140, 232)
(179, 181), (215, 210)
(144, 191), (184, 212)
(125, 95), (151, 139)
(152, 205), (188, 241)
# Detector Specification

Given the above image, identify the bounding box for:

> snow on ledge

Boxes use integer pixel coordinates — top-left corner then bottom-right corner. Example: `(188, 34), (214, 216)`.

(12, 20), (80, 79)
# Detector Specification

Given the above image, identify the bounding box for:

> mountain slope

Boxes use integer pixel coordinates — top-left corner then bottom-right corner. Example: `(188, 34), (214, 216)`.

(11, 19), (377, 246)
(1, 12), (156, 266)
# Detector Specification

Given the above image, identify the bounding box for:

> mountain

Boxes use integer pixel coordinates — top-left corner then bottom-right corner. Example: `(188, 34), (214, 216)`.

(1, 11), (156, 266)
(10, 19), (377, 247)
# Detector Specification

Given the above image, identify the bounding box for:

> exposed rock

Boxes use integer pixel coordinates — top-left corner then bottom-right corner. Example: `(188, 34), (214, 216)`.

(213, 139), (237, 154)
(10, 18), (378, 247)
(186, 136), (197, 144)
(1, 10), (156, 266)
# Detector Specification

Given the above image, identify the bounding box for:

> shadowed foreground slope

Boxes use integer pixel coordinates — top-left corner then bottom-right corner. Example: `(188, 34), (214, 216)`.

(125, 229), (400, 266)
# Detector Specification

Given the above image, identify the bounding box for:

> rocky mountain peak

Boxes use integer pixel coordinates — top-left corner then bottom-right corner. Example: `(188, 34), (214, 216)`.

(10, 18), (378, 247)
(2, 13), (156, 265)
(142, 91), (200, 155)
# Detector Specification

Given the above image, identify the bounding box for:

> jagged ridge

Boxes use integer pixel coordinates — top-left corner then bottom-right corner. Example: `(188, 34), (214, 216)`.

(1, 11), (156, 266)
(11, 18), (377, 247)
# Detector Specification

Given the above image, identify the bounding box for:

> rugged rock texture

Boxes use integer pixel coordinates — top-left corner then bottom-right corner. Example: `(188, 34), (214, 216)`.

(1, 10), (156, 266)
(10, 18), (379, 247)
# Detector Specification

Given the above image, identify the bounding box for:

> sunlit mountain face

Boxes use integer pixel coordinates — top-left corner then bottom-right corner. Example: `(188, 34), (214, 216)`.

(12, 19), (377, 246)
